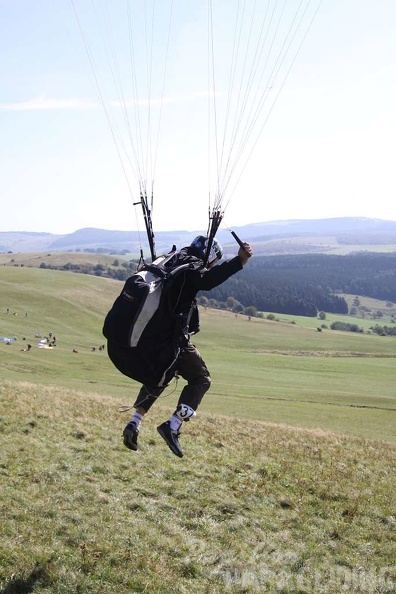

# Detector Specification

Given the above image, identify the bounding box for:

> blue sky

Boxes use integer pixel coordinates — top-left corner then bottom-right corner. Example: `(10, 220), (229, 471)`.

(1, 0), (396, 235)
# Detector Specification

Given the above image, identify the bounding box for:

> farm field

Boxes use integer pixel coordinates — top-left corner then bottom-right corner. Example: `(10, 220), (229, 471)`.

(0, 251), (121, 267)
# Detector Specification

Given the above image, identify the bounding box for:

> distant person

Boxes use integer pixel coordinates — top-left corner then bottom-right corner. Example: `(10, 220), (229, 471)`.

(105, 236), (253, 458)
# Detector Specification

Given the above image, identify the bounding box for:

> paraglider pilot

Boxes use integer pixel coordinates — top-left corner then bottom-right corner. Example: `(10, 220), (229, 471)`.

(109, 235), (253, 458)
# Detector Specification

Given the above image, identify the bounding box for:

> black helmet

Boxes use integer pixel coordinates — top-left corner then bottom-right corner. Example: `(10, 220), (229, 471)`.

(190, 236), (223, 265)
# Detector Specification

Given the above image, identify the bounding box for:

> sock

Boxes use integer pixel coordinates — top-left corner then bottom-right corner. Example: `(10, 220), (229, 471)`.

(169, 415), (183, 431)
(130, 412), (143, 429)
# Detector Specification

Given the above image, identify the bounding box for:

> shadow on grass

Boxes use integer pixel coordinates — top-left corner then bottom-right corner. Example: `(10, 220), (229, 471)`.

(0, 564), (51, 594)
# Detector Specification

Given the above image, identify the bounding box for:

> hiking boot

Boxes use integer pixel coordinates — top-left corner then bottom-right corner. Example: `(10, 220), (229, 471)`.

(123, 421), (139, 451)
(157, 421), (183, 458)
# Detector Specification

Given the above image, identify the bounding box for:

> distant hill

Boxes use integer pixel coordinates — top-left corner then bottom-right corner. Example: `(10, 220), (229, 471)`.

(1, 217), (396, 256)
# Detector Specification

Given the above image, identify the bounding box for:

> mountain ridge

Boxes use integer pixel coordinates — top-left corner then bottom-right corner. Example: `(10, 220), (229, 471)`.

(1, 217), (396, 255)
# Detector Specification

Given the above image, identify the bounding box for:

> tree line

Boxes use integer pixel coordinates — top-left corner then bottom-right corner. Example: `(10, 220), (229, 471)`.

(39, 260), (136, 280)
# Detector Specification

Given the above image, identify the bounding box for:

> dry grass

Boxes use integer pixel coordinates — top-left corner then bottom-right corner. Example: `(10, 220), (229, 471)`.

(1, 380), (395, 593)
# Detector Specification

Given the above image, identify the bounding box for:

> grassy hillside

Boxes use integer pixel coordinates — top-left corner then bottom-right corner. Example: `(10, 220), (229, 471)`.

(1, 266), (395, 441)
(0, 251), (125, 268)
(261, 301), (396, 331)
(245, 235), (396, 256)
(1, 383), (395, 593)
(1, 267), (395, 593)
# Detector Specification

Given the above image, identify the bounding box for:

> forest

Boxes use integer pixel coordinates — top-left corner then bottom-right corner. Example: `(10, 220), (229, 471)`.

(205, 252), (396, 316)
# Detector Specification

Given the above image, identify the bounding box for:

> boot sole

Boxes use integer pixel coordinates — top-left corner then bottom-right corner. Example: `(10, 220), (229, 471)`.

(157, 426), (183, 458)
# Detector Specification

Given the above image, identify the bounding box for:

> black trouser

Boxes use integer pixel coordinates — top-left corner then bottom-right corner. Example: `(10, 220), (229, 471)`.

(134, 343), (211, 413)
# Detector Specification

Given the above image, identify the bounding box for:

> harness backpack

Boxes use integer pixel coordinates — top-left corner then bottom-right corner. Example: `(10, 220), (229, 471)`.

(103, 248), (203, 387)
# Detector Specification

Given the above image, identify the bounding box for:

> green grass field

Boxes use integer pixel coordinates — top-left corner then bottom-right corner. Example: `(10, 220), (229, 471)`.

(1, 265), (395, 593)
(1, 266), (395, 441)
(1, 382), (395, 594)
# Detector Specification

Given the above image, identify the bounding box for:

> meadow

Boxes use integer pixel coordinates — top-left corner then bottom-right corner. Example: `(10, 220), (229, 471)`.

(1, 265), (395, 593)
(1, 266), (395, 441)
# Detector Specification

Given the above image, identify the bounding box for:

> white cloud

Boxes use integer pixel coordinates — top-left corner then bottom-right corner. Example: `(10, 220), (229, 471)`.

(0, 97), (98, 111)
